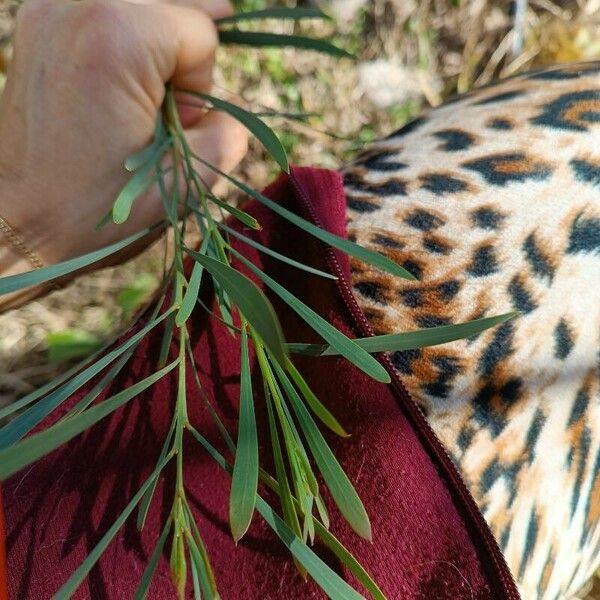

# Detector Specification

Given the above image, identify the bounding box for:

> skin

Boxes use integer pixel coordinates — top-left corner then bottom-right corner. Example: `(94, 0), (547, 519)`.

(0, 0), (248, 307)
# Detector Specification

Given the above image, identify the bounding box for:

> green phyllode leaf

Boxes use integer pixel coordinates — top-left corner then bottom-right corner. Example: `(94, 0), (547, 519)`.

(187, 92), (289, 173)
(54, 455), (173, 600)
(218, 222), (338, 281)
(287, 312), (520, 356)
(0, 308), (175, 449)
(271, 360), (371, 541)
(193, 157), (416, 281)
(232, 248), (390, 384)
(189, 427), (371, 600)
(229, 327), (259, 542)
(216, 7), (331, 24)
(219, 31), (353, 59)
(0, 360), (179, 480)
(185, 249), (288, 366)
(0, 227), (159, 296)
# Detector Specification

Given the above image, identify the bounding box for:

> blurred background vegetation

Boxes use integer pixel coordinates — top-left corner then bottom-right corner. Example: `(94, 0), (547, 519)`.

(0, 1), (600, 593)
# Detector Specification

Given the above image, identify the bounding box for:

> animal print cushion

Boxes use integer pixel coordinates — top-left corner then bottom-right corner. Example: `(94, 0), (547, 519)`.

(343, 61), (600, 600)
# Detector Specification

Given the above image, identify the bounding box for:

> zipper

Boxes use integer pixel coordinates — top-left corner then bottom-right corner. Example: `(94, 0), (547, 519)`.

(289, 169), (521, 600)
(0, 486), (7, 600)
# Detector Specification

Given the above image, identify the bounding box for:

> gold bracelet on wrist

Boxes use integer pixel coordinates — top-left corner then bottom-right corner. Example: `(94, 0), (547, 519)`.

(0, 215), (61, 290)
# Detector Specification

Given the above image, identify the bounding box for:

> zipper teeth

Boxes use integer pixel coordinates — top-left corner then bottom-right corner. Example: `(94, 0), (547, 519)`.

(289, 170), (521, 600)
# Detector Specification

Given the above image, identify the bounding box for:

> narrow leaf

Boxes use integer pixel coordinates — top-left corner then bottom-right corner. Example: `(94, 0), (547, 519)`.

(176, 261), (204, 326)
(287, 312), (519, 356)
(65, 349), (134, 418)
(0, 341), (114, 420)
(219, 222), (337, 281)
(125, 113), (168, 172)
(255, 497), (365, 600)
(137, 414), (177, 530)
(314, 520), (387, 600)
(229, 328), (259, 542)
(125, 132), (169, 173)
(232, 249), (390, 384)
(217, 7), (330, 24)
(284, 359), (348, 437)
(0, 308), (174, 449)
(283, 370), (372, 541)
(204, 194), (261, 230)
(218, 31), (353, 59)
(133, 520), (172, 600)
(0, 227), (159, 296)
(0, 360), (179, 480)
(264, 380), (303, 541)
(184, 529), (219, 599)
(184, 249), (288, 365)
(188, 428), (366, 600)
(193, 157), (415, 280)
(54, 455), (172, 600)
(189, 92), (289, 173)
(113, 164), (160, 224)
(184, 504), (220, 598)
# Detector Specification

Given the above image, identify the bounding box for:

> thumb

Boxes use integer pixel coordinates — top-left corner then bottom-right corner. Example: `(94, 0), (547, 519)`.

(183, 109), (249, 189)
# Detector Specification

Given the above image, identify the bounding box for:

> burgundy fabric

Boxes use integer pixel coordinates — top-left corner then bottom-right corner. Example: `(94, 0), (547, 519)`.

(2, 167), (519, 599)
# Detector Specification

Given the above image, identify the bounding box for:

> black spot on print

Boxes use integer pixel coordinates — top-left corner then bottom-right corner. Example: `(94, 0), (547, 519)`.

(372, 233), (404, 249)
(487, 118), (514, 130)
(568, 385), (589, 427)
(571, 158), (600, 187)
(508, 275), (538, 314)
(344, 172), (407, 196)
(404, 209), (445, 231)
(525, 409), (546, 457)
(523, 233), (555, 281)
(432, 129), (476, 151)
(390, 348), (422, 375)
(518, 510), (539, 580)
(567, 214), (600, 255)
(528, 63), (600, 81)
(571, 427), (592, 519)
(355, 281), (386, 304)
(471, 207), (505, 230)
(500, 377), (523, 403)
(479, 322), (514, 376)
(384, 116), (427, 140)
(468, 244), (499, 277)
(415, 315), (452, 328)
(555, 318), (575, 360)
(463, 153), (552, 186)
(347, 197), (380, 213)
(422, 236), (452, 255)
(399, 289), (423, 308)
(358, 150), (408, 172)
(437, 279), (461, 301)
(420, 173), (469, 195)
(402, 259), (422, 279)
(421, 355), (463, 399)
(531, 90), (600, 131)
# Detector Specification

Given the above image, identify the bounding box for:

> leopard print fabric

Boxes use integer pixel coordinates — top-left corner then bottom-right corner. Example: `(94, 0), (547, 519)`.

(343, 61), (600, 600)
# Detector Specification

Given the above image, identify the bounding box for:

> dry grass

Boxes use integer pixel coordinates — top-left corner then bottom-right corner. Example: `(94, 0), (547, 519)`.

(1, 0), (600, 596)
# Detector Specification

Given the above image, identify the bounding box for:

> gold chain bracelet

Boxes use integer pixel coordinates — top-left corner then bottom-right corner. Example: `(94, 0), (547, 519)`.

(0, 215), (61, 290)
(0, 215), (45, 270)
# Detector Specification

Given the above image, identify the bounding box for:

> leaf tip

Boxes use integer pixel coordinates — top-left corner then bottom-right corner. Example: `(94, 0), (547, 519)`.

(376, 370), (391, 385)
(360, 519), (373, 542)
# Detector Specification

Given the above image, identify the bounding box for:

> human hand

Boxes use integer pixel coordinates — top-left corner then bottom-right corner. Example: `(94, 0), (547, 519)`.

(0, 0), (248, 277)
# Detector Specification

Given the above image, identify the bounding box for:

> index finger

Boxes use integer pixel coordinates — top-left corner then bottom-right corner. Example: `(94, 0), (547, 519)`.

(125, 0), (233, 20)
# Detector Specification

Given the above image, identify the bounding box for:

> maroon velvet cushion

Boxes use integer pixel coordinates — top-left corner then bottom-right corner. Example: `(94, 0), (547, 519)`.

(2, 167), (519, 599)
